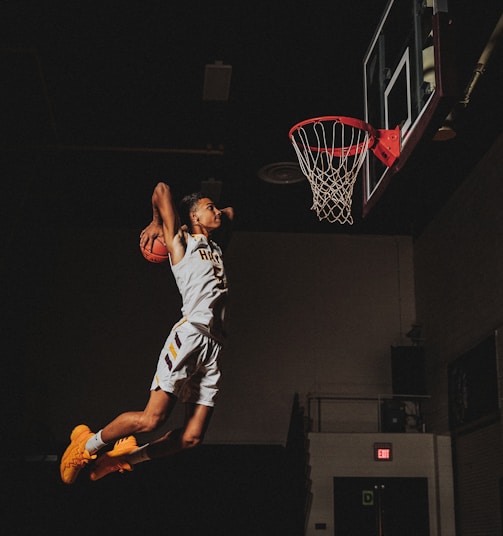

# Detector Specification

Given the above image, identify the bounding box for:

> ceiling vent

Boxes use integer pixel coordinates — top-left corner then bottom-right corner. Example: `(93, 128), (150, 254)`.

(257, 162), (306, 184)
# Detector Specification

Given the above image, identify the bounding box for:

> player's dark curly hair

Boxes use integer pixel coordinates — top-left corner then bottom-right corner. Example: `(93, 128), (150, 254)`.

(179, 192), (205, 227)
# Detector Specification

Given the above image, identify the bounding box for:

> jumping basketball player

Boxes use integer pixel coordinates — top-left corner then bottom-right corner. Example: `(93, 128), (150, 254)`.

(60, 181), (234, 484)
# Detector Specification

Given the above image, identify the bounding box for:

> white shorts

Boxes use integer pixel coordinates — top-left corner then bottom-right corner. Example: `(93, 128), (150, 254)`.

(151, 320), (222, 407)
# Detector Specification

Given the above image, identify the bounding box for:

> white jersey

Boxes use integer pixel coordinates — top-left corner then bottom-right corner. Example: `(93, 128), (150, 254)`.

(170, 233), (228, 342)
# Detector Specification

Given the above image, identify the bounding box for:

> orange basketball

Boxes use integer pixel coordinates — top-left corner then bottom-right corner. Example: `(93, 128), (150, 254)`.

(140, 237), (169, 263)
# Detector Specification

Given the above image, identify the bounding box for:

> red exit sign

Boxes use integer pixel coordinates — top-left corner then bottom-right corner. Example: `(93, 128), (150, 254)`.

(374, 442), (393, 461)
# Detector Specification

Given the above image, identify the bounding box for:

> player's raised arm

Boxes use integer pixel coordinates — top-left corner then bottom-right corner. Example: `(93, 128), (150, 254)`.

(215, 206), (234, 251)
(220, 206), (234, 222)
(140, 182), (186, 262)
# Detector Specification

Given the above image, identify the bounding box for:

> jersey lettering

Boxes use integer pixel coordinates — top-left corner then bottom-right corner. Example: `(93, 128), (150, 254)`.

(198, 249), (221, 263)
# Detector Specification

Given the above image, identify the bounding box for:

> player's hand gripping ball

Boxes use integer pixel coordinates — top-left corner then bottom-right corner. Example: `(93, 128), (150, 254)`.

(140, 237), (169, 263)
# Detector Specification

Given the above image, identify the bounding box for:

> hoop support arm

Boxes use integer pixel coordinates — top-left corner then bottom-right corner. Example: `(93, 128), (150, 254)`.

(371, 126), (401, 167)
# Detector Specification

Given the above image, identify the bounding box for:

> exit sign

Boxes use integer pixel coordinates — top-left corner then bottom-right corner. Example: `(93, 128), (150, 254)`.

(374, 442), (393, 461)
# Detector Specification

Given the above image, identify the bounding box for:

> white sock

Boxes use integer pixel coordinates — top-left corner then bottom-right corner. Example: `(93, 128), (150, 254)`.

(127, 444), (151, 465)
(84, 430), (107, 455)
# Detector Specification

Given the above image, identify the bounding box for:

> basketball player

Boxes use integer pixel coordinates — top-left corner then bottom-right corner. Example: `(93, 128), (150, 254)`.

(60, 181), (234, 484)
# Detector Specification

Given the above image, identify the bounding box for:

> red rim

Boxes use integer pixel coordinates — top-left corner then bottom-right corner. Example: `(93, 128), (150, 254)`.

(288, 115), (377, 156)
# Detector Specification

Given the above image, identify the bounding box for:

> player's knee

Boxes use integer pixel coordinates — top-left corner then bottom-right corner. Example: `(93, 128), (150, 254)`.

(139, 413), (165, 433)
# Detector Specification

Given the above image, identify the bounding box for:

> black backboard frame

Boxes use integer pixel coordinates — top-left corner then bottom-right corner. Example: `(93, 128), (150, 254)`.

(362, 0), (456, 217)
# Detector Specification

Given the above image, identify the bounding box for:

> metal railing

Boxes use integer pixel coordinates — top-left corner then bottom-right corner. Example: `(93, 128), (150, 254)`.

(307, 393), (431, 433)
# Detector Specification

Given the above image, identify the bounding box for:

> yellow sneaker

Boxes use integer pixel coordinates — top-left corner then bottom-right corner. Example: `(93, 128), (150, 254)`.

(60, 424), (97, 484)
(89, 436), (138, 481)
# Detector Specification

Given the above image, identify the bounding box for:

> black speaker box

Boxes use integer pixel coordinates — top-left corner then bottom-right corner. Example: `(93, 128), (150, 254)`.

(391, 346), (426, 395)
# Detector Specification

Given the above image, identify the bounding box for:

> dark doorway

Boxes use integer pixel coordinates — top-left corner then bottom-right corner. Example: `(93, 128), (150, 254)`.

(333, 477), (430, 535)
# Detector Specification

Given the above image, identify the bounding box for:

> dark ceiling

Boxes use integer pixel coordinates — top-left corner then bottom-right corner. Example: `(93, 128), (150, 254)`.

(2, 1), (502, 236)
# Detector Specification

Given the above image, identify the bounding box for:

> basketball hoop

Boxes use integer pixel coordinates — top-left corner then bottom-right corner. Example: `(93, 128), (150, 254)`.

(289, 116), (400, 224)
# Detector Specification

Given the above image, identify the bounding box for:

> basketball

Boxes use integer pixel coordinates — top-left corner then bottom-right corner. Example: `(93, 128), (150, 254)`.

(140, 237), (169, 263)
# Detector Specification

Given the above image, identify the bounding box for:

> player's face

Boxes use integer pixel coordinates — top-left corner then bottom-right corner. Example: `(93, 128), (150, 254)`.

(193, 198), (222, 231)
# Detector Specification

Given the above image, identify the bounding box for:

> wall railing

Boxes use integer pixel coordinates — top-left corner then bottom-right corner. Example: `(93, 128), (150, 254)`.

(306, 393), (431, 434)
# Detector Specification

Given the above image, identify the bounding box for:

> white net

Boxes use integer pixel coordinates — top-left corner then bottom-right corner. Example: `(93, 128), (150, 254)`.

(290, 118), (371, 224)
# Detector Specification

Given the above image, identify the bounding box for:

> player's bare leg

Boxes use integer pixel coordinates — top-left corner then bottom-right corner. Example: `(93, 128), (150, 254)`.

(62, 389), (174, 483)
(90, 400), (213, 480)
(99, 388), (176, 442)
(147, 403), (213, 459)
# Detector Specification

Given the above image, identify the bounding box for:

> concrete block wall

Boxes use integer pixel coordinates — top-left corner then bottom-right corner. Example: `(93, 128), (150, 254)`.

(414, 132), (503, 433)
(414, 132), (503, 533)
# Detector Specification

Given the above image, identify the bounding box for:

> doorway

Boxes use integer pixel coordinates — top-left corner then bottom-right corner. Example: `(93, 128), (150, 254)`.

(333, 477), (430, 535)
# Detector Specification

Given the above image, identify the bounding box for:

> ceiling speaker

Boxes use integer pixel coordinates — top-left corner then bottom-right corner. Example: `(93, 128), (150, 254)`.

(203, 61), (232, 101)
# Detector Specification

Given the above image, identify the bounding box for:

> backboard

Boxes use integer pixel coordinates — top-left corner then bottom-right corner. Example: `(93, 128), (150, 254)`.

(362, 0), (456, 217)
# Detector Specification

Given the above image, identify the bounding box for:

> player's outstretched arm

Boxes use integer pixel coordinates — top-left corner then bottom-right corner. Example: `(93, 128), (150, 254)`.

(140, 182), (185, 260)
(216, 206), (234, 251)
(220, 207), (234, 221)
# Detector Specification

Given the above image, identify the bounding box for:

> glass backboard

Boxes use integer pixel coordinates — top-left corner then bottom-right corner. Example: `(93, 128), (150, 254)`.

(362, 0), (456, 217)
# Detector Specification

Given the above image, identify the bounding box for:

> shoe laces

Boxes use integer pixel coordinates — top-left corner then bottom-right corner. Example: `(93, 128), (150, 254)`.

(67, 450), (96, 468)
(116, 436), (134, 447)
